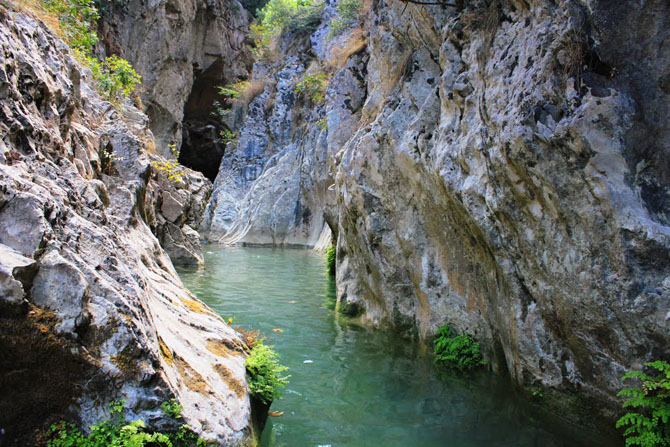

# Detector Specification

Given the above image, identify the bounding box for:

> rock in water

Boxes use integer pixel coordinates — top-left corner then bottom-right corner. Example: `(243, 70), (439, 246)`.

(0, 8), (255, 446)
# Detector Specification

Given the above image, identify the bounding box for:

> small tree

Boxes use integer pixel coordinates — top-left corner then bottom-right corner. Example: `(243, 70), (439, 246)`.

(617, 361), (670, 447)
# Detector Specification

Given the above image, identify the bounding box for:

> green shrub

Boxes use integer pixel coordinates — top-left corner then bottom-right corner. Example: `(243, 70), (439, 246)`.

(41, 0), (141, 102)
(433, 325), (485, 372)
(47, 399), (206, 447)
(254, 0), (324, 39)
(327, 0), (361, 39)
(160, 399), (183, 419)
(88, 55), (142, 101)
(616, 360), (670, 447)
(325, 245), (336, 276)
(245, 340), (290, 404)
(295, 73), (328, 103)
(45, 0), (99, 52)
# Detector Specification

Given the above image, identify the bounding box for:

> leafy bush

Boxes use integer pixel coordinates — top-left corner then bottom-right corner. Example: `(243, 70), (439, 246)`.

(47, 399), (205, 447)
(255, 0), (324, 39)
(160, 399), (183, 420)
(45, 0), (99, 52)
(433, 325), (485, 372)
(88, 55), (142, 101)
(41, 0), (141, 102)
(325, 245), (335, 276)
(245, 340), (290, 404)
(327, 0), (361, 39)
(616, 360), (670, 447)
(295, 73), (328, 103)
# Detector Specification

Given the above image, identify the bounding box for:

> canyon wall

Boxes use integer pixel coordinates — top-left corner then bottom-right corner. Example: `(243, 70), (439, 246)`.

(208, 0), (670, 423)
(98, 0), (254, 178)
(0, 7), (255, 445)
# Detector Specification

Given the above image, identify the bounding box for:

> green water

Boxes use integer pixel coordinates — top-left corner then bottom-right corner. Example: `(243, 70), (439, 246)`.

(177, 246), (611, 447)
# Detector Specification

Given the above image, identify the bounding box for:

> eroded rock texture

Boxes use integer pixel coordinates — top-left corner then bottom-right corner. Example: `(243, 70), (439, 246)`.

(97, 0), (254, 166)
(333, 0), (670, 420)
(0, 9), (254, 446)
(203, 0), (670, 423)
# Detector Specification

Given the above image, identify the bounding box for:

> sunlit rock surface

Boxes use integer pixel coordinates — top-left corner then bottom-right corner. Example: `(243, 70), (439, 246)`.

(0, 9), (254, 445)
(202, 0), (670, 423)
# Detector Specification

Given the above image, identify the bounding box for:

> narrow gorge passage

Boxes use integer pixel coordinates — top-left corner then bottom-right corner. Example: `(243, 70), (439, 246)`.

(178, 247), (614, 447)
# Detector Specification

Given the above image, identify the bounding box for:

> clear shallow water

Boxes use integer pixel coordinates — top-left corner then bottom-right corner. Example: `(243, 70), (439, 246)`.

(177, 246), (611, 447)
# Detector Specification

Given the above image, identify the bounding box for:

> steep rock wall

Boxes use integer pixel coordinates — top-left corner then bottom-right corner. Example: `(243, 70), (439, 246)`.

(203, 0), (670, 424)
(333, 0), (670, 421)
(97, 0), (254, 161)
(0, 9), (255, 445)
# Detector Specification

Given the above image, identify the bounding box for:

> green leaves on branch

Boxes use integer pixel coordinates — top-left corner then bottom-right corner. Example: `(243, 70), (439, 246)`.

(45, 0), (99, 52)
(295, 73), (328, 104)
(42, 0), (141, 102)
(617, 360), (670, 447)
(87, 55), (142, 102)
(245, 340), (290, 404)
(433, 325), (485, 372)
(47, 399), (206, 447)
(254, 0), (324, 39)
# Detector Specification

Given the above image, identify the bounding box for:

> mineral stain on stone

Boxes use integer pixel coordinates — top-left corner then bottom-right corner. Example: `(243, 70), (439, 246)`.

(214, 363), (246, 398)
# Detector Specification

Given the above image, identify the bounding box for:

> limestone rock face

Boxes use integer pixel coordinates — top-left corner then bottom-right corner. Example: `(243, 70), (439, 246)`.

(201, 0), (670, 423)
(201, 9), (368, 248)
(98, 0), (254, 158)
(332, 0), (670, 420)
(0, 9), (254, 446)
(201, 52), (336, 247)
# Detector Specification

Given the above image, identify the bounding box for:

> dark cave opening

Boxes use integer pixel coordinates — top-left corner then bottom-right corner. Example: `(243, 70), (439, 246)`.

(179, 58), (230, 182)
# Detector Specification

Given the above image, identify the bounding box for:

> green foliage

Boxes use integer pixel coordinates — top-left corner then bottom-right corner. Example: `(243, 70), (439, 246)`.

(616, 361), (670, 447)
(316, 117), (327, 130)
(240, 0), (268, 17)
(87, 55), (142, 101)
(46, 399), (205, 447)
(42, 0), (140, 102)
(433, 325), (485, 372)
(245, 340), (290, 404)
(325, 245), (336, 276)
(219, 128), (237, 145)
(295, 73), (328, 103)
(160, 399), (183, 420)
(152, 144), (185, 183)
(45, 0), (99, 52)
(327, 0), (361, 39)
(254, 0), (324, 39)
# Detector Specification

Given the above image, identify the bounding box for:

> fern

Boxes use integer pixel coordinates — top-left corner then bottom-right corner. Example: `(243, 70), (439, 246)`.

(433, 325), (485, 372)
(617, 361), (670, 447)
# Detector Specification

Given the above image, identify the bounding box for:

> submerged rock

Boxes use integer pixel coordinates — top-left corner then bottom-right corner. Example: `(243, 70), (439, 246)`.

(0, 8), (255, 446)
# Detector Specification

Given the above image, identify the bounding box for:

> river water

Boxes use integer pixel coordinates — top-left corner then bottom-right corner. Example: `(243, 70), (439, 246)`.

(177, 246), (612, 447)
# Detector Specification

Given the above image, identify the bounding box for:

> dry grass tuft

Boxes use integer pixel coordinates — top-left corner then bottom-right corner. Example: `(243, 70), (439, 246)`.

(234, 326), (261, 349)
(15, 0), (63, 37)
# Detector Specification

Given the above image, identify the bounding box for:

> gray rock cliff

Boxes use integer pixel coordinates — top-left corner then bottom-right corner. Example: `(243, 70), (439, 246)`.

(0, 8), (255, 445)
(202, 0), (670, 424)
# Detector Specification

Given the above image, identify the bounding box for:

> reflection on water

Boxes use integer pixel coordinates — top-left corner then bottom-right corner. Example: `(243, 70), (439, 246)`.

(178, 246), (612, 447)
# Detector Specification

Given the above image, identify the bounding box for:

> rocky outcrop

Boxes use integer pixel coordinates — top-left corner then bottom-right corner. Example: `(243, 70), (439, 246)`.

(144, 161), (212, 266)
(200, 48), (335, 247)
(201, 0), (670, 425)
(97, 0), (254, 170)
(201, 8), (368, 248)
(0, 8), (255, 446)
(333, 0), (670, 422)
